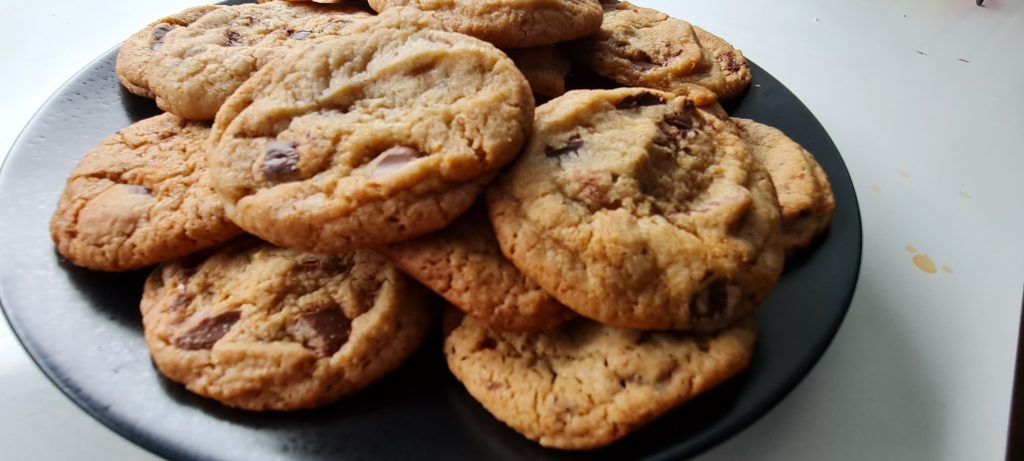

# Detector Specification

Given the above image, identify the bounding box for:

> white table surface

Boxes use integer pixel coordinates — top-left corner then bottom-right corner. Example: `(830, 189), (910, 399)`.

(2, 0), (1022, 459)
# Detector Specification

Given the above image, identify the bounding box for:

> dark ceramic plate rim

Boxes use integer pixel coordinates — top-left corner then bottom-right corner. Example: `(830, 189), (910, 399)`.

(0, 25), (861, 461)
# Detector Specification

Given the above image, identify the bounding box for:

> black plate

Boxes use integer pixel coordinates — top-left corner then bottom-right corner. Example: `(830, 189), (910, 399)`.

(0, 38), (861, 460)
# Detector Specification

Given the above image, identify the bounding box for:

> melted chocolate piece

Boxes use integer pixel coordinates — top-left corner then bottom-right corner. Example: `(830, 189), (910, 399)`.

(659, 101), (698, 141)
(292, 309), (351, 357)
(717, 51), (742, 73)
(169, 294), (194, 310)
(617, 92), (665, 109)
(152, 24), (173, 41)
(175, 310), (241, 350)
(150, 24), (174, 51)
(372, 146), (421, 177)
(576, 172), (615, 210)
(224, 30), (242, 47)
(289, 30), (311, 40)
(263, 140), (300, 180)
(296, 257), (323, 272)
(663, 113), (693, 131)
(544, 134), (584, 157)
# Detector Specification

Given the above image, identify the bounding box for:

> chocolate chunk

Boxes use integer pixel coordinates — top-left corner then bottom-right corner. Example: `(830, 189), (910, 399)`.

(288, 30), (311, 40)
(224, 30), (242, 47)
(544, 134), (584, 157)
(296, 257), (323, 272)
(263, 140), (300, 180)
(617, 92), (665, 109)
(372, 146), (421, 177)
(150, 24), (173, 52)
(659, 103), (698, 140)
(152, 24), (173, 40)
(290, 309), (351, 357)
(669, 101), (697, 125)
(576, 172), (615, 210)
(169, 294), (194, 310)
(717, 51), (742, 73)
(175, 310), (241, 350)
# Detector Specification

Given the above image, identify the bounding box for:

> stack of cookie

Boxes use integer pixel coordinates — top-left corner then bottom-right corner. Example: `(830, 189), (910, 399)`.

(49, 0), (835, 450)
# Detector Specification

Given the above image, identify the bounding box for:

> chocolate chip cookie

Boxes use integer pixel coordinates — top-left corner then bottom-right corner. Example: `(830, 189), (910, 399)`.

(366, 0), (604, 48)
(116, 4), (221, 99)
(487, 88), (784, 331)
(145, 1), (371, 120)
(734, 118), (835, 253)
(50, 113), (241, 272)
(209, 10), (534, 253)
(382, 204), (573, 332)
(141, 238), (432, 410)
(570, 1), (748, 103)
(445, 312), (757, 449)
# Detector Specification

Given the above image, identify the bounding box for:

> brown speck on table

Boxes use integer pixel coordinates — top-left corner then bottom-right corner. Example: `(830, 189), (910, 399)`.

(906, 245), (940, 274)
(942, 266), (954, 274)
(960, 191), (972, 200)
(870, 186), (881, 193)
(899, 170), (911, 178)
(913, 254), (938, 274)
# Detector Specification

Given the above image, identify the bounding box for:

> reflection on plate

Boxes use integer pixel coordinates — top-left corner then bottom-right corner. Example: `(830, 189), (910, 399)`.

(0, 46), (860, 461)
